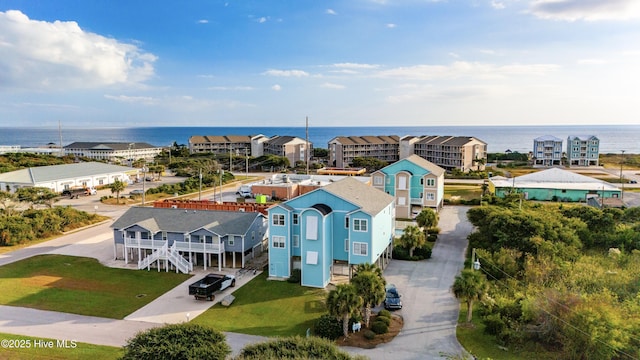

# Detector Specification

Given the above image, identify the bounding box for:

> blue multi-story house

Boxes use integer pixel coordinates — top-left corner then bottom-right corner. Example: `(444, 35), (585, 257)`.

(533, 135), (563, 166)
(371, 154), (445, 218)
(567, 135), (599, 167)
(268, 177), (395, 288)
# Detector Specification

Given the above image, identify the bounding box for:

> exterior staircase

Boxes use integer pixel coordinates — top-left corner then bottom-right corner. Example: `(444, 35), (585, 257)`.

(138, 242), (193, 274)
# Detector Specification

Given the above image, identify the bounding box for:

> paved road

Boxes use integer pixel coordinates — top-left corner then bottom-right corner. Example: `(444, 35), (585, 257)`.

(0, 205), (472, 359)
(347, 206), (473, 360)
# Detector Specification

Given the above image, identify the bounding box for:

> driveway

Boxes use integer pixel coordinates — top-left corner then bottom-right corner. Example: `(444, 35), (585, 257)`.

(347, 206), (473, 360)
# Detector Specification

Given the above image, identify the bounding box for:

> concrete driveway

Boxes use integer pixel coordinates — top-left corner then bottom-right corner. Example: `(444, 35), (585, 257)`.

(346, 206), (473, 360)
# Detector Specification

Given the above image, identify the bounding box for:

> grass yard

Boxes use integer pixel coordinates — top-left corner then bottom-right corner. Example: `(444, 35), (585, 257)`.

(0, 254), (190, 319)
(193, 272), (327, 337)
(444, 184), (482, 201)
(0, 332), (121, 360)
(456, 305), (556, 360)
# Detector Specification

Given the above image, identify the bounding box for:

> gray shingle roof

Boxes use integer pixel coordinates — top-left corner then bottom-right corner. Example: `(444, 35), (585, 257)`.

(111, 207), (263, 236)
(322, 177), (394, 215)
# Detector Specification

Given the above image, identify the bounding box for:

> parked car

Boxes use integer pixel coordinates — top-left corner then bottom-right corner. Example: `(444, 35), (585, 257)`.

(129, 189), (145, 195)
(384, 284), (402, 310)
(630, 180), (638, 184)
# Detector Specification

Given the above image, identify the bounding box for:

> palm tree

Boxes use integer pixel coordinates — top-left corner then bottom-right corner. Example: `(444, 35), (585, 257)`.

(416, 208), (437, 230)
(326, 284), (363, 338)
(110, 179), (126, 204)
(399, 225), (426, 257)
(351, 271), (386, 328)
(452, 269), (489, 323)
(353, 262), (384, 283)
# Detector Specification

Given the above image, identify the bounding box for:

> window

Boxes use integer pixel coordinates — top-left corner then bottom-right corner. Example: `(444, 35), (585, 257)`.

(141, 232), (150, 240)
(374, 176), (383, 185)
(353, 242), (368, 256)
(162, 232), (167, 241)
(126, 231), (135, 239)
(353, 219), (368, 232)
(419, 192), (424, 199)
(398, 197), (406, 206)
(228, 236), (235, 246)
(344, 239), (349, 252)
(426, 193), (435, 200)
(272, 236), (286, 248)
(205, 235), (213, 243)
(293, 235), (299, 248)
(420, 178), (424, 185)
(272, 214), (285, 226)
(426, 178), (435, 187)
(293, 213), (299, 225)
(345, 216), (349, 228)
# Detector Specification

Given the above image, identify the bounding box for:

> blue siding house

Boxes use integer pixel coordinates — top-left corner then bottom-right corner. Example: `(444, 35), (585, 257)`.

(371, 154), (445, 218)
(111, 207), (268, 273)
(268, 177), (395, 288)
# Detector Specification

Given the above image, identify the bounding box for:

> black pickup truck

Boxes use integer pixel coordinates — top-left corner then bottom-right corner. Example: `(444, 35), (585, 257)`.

(188, 274), (236, 301)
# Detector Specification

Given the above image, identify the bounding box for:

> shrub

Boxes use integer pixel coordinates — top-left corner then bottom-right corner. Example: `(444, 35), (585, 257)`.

(374, 315), (390, 326)
(313, 314), (343, 340)
(237, 336), (365, 360)
(371, 321), (388, 334)
(377, 309), (391, 319)
(363, 329), (376, 340)
(413, 245), (432, 259)
(482, 313), (506, 336)
(287, 268), (301, 284)
(120, 323), (230, 360)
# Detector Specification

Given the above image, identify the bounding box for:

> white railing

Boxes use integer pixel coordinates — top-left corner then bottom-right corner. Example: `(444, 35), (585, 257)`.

(138, 243), (167, 270)
(173, 241), (224, 254)
(169, 243), (193, 273)
(126, 238), (166, 249)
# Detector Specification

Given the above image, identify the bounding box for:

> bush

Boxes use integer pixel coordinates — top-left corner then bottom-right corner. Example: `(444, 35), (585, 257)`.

(377, 309), (391, 319)
(371, 321), (388, 335)
(313, 314), (343, 340)
(482, 313), (506, 336)
(287, 268), (301, 284)
(413, 245), (432, 259)
(237, 336), (365, 360)
(392, 243), (432, 260)
(120, 323), (230, 360)
(363, 329), (376, 340)
(374, 316), (390, 326)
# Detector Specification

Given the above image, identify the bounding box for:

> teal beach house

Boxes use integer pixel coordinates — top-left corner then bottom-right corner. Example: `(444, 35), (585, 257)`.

(267, 177), (395, 288)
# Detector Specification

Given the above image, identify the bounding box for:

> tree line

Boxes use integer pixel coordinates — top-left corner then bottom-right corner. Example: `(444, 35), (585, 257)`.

(456, 198), (640, 359)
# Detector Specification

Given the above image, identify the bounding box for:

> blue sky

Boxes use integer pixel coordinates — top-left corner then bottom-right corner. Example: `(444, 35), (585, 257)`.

(1, 0), (639, 127)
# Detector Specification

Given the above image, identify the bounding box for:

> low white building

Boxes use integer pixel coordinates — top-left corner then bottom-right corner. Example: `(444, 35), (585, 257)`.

(0, 162), (135, 193)
(64, 142), (164, 164)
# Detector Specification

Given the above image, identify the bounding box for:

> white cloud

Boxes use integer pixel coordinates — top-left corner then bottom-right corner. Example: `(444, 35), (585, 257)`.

(263, 69), (309, 77)
(529, 0), (640, 21)
(0, 10), (156, 91)
(258, 16), (268, 23)
(208, 86), (254, 91)
(104, 94), (156, 105)
(197, 19), (209, 24)
(374, 61), (559, 80)
(326, 9), (337, 15)
(491, 1), (506, 10)
(577, 58), (607, 65)
(332, 63), (380, 70)
(321, 82), (345, 89)
(271, 84), (282, 91)
(448, 52), (460, 58)
(386, 23), (397, 28)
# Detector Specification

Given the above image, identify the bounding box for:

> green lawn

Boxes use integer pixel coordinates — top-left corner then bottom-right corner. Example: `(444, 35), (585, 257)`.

(0, 254), (190, 319)
(456, 305), (556, 360)
(444, 184), (482, 201)
(0, 332), (121, 360)
(193, 272), (327, 337)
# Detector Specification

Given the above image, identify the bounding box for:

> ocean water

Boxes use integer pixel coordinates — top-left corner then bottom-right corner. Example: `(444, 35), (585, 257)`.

(0, 125), (638, 154)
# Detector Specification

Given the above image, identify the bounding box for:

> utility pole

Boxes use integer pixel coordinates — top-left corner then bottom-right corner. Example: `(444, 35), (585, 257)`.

(219, 169), (224, 203)
(305, 116), (310, 175)
(245, 148), (248, 179)
(229, 145), (233, 172)
(621, 150), (625, 200)
(198, 168), (202, 201)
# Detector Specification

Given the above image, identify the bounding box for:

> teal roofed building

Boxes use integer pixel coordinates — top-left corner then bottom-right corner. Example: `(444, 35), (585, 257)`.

(371, 154), (445, 218)
(267, 177), (395, 288)
(490, 168), (621, 202)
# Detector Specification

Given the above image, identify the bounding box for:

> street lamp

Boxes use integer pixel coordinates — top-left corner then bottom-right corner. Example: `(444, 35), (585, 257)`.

(141, 166), (148, 205)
